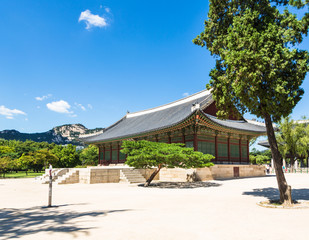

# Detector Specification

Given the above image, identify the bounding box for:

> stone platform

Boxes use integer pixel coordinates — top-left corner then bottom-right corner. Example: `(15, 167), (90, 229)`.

(44, 164), (265, 184)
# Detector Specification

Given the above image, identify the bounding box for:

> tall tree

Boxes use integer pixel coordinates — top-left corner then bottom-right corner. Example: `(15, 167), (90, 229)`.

(194, 0), (309, 204)
(277, 117), (308, 170)
(52, 144), (80, 168)
(121, 140), (214, 186)
(79, 145), (99, 166)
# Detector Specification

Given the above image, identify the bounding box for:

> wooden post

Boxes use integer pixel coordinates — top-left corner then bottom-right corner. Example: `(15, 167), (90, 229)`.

(215, 132), (218, 161)
(168, 132), (172, 144)
(239, 138), (242, 164)
(227, 136), (230, 162)
(182, 129), (186, 144)
(98, 146), (101, 165)
(103, 145), (105, 165)
(247, 139), (250, 163)
(193, 130), (198, 151)
(117, 142), (120, 164)
(110, 144), (112, 164)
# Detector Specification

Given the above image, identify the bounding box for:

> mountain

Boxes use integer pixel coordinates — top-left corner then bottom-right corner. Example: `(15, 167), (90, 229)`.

(0, 124), (104, 145)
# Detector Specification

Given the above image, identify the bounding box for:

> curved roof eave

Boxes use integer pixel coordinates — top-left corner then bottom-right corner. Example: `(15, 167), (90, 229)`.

(199, 111), (267, 134)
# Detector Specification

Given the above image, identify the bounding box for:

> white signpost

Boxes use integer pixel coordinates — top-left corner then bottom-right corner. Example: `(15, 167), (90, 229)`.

(48, 164), (53, 207)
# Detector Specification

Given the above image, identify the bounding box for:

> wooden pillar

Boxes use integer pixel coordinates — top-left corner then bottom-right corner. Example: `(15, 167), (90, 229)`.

(168, 132), (171, 144)
(103, 145), (105, 165)
(239, 138), (242, 164)
(98, 145), (101, 165)
(155, 134), (159, 142)
(247, 139), (250, 163)
(117, 142), (120, 164)
(182, 129), (186, 144)
(193, 128), (198, 151)
(215, 133), (218, 161)
(110, 144), (112, 164)
(227, 136), (230, 162)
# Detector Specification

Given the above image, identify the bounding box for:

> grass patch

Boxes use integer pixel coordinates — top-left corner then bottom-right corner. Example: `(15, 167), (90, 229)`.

(1, 171), (45, 179)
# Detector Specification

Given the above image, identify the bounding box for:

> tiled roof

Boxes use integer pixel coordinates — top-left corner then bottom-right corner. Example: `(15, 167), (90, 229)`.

(202, 113), (266, 133)
(82, 90), (266, 143)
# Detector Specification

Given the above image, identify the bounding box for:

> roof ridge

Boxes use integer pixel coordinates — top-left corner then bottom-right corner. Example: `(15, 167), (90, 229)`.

(101, 115), (127, 133)
(127, 89), (210, 118)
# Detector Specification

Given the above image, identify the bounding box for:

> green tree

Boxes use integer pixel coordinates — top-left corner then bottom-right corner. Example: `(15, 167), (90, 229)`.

(277, 117), (308, 170)
(0, 157), (13, 177)
(32, 149), (59, 172)
(52, 144), (80, 168)
(250, 154), (271, 165)
(121, 140), (214, 186)
(302, 123), (309, 167)
(79, 145), (98, 166)
(16, 154), (33, 175)
(194, 0), (309, 205)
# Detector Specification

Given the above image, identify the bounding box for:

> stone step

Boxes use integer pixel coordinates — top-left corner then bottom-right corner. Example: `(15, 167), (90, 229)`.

(55, 169), (79, 185)
(120, 169), (146, 184)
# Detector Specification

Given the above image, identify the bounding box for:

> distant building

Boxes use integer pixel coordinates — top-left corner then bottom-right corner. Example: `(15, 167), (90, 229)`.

(82, 90), (266, 165)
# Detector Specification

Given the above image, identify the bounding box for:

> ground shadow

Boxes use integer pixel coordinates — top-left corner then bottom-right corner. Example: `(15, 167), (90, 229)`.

(0, 204), (131, 240)
(139, 181), (221, 189)
(215, 175), (276, 182)
(243, 187), (309, 201)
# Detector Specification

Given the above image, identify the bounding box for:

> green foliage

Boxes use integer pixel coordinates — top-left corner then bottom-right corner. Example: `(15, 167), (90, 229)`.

(121, 140), (214, 169)
(193, 0), (309, 122)
(0, 139), (83, 174)
(250, 147), (272, 164)
(0, 157), (14, 177)
(79, 145), (99, 166)
(276, 116), (309, 167)
(51, 144), (80, 168)
(250, 154), (271, 165)
(194, 0), (309, 204)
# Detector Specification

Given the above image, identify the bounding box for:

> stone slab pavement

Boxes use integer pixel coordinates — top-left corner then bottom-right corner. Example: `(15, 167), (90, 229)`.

(1, 173), (309, 240)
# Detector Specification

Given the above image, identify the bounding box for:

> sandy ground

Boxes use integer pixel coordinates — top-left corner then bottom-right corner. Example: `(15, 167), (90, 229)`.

(1, 174), (309, 240)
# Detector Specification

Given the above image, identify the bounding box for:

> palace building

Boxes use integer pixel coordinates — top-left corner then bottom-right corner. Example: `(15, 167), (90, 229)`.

(82, 90), (266, 165)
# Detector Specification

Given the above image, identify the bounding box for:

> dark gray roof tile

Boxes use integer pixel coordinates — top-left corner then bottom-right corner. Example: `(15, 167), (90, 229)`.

(82, 90), (266, 143)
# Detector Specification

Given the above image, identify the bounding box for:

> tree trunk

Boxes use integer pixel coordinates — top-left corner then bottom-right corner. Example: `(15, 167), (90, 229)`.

(264, 113), (292, 205)
(144, 165), (162, 187)
(290, 156), (295, 172)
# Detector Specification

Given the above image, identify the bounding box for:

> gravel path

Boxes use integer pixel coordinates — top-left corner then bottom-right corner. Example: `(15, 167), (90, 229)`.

(1, 174), (309, 240)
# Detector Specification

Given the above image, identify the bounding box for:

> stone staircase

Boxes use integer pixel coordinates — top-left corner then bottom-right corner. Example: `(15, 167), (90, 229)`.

(120, 168), (146, 184)
(55, 169), (79, 184)
(36, 168), (69, 184)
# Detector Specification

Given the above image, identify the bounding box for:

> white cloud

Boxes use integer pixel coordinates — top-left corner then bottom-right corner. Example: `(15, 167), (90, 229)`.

(105, 7), (111, 13)
(75, 103), (86, 111)
(35, 94), (52, 101)
(87, 104), (93, 109)
(0, 105), (26, 119)
(182, 92), (189, 97)
(79, 9), (107, 29)
(47, 100), (72, 114)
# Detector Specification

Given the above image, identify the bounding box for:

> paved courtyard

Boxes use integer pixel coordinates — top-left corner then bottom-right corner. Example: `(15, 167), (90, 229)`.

(1, 173), (309, 240)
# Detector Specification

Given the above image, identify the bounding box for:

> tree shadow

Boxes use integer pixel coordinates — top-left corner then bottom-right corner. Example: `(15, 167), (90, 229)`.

(139, 181), (221, 189)
(243, 187), (309, 201)
(0, 204), (131, 239)
(215, 175), (276, 182)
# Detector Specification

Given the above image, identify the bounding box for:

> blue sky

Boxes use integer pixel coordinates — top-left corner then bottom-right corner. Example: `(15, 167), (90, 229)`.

(0, 0), (308, 143)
